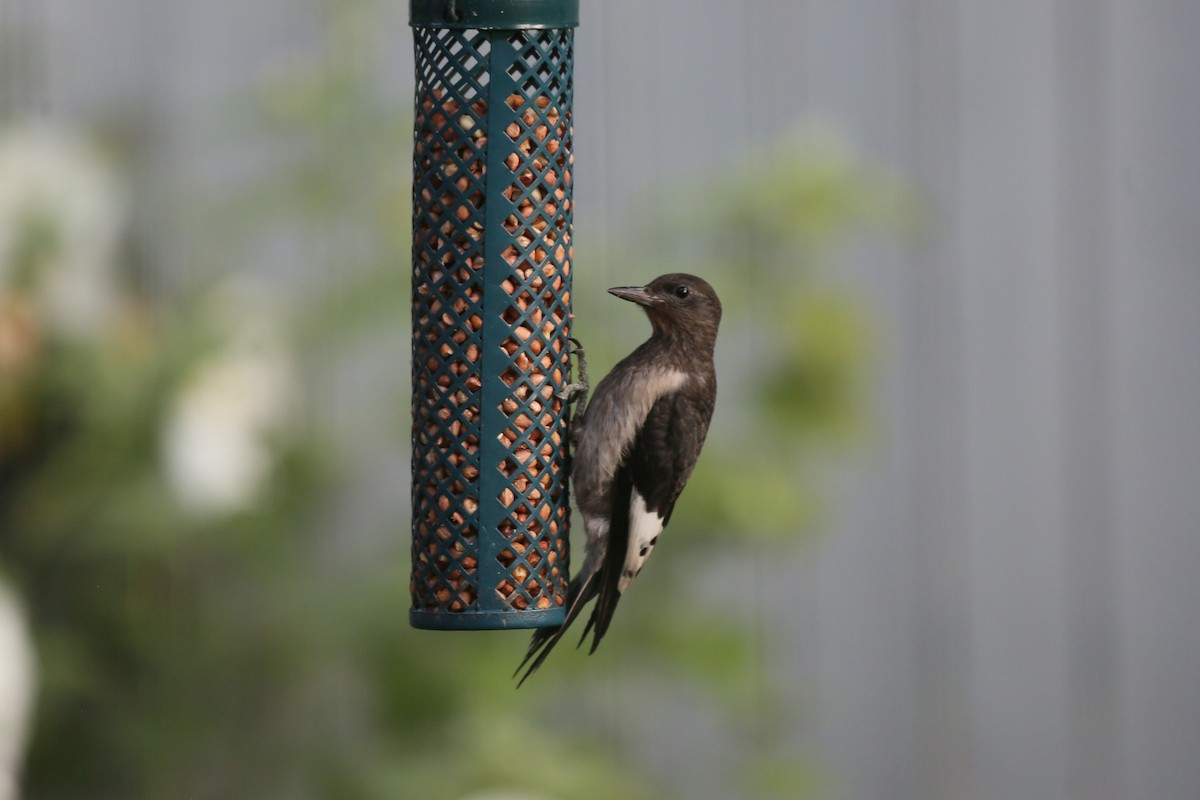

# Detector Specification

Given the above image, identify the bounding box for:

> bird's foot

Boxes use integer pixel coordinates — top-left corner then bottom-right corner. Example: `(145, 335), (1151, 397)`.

(560, 338), (589, 448)
(557, 382), (588, 402)
(557, 337), (589, 406)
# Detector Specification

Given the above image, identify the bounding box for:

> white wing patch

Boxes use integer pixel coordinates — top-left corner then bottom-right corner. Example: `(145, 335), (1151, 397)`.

(620, 488), (665, 592)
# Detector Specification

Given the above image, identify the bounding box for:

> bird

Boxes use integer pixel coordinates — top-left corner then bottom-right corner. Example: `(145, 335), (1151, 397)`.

(515, 272), (721, 686)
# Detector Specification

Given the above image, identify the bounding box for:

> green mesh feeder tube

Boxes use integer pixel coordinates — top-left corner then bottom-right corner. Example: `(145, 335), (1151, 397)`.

(409, 0), (578, 630)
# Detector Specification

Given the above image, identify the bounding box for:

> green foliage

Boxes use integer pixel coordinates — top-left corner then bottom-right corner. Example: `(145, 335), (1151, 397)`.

(2, 315), (327, 797)
(1, 1), (909, 798)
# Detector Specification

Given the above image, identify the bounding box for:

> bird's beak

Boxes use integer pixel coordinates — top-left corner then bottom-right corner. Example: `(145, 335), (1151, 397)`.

(608, 286), (656, 306)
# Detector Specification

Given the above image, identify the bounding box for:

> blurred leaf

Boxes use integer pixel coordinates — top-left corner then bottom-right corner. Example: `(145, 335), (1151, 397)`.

(675, 460), (819, 541)
(758, 289), (874, 441)
(743, 754), (831, 800)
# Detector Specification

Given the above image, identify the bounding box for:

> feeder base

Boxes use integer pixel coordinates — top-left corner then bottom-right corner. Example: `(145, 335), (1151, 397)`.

(409, 607), (566, 631)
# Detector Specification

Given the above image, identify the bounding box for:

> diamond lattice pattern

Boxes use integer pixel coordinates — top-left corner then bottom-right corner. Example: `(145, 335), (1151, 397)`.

(410, 28), (491, 613)
(491, 30), (574, 610)
(410, 27), (574, 618)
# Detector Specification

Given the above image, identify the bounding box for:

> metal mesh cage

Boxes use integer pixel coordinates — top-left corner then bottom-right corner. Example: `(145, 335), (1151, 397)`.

(410, 0), (578, 630)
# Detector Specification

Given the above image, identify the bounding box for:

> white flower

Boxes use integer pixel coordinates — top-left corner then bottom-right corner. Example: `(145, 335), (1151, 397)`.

(0, 121), (125, 338)
(162, 283), (294, 516)
(0, 582), (36, 800)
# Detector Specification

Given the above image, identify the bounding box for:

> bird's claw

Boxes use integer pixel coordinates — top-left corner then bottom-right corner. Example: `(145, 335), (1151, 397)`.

(558, 337), (589, 405)
(560, 337), (589, 449)
(556, 382), (587, 402)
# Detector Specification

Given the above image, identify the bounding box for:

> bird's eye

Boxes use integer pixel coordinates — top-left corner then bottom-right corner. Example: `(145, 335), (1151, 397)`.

(674, 285), (690, 299)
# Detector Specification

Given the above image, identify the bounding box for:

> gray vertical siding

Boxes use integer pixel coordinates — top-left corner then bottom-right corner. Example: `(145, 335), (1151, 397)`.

(1108, 5), (1200, 800)
(6, 1), (1200, 798)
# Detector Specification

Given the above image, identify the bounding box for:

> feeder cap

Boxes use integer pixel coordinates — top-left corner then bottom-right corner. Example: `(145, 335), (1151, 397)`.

(411, 0), (579, 29)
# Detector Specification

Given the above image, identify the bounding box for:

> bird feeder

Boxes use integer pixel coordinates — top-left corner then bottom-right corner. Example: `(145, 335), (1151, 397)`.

(409, 0), (578, 630)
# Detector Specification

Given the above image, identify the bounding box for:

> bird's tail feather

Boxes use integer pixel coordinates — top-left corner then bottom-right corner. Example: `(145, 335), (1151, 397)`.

(514, 570), (598, 687)
(514, 458), (635, 683)
(582, 465), (633, 654)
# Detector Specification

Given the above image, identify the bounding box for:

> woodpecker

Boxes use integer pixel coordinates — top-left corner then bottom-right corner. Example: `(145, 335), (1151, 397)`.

(516, 273), (721, 685)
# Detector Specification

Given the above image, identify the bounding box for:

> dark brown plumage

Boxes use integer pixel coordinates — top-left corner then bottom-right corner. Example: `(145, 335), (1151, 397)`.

(516, 273), (721, 685)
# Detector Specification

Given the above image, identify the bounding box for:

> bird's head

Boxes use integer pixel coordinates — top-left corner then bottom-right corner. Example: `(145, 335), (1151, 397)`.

(608, 273), (722, 345)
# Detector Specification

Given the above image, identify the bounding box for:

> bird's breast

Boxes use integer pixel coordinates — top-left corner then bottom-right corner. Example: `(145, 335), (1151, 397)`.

(571, 367), (689, 516)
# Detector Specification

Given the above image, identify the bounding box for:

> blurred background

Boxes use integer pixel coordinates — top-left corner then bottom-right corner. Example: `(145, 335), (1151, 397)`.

(1, 0), (1198, 798)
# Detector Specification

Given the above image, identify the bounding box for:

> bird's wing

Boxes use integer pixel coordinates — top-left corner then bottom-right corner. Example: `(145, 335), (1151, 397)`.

(582, 386), (714, 651)
(622, 386), (713, 586)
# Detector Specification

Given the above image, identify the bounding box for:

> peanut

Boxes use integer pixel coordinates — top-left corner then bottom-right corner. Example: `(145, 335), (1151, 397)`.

(414, 83), (576, 614)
